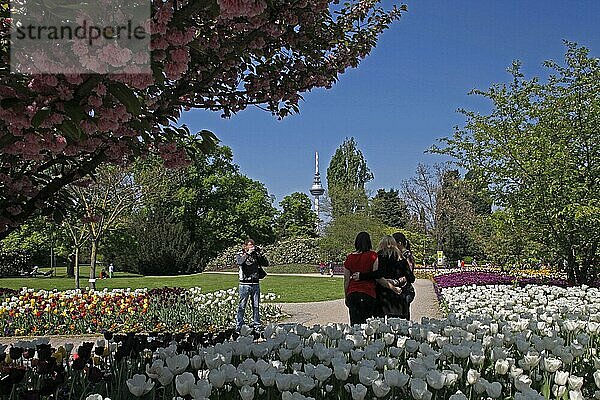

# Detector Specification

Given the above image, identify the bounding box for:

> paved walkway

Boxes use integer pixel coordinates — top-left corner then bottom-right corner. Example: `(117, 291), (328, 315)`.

(0, 279), (442, 348)
(277, 279), (443, 326)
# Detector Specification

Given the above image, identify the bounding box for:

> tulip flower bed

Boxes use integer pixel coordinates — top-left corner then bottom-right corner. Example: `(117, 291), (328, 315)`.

(0, 287), (286, 336)
(433, 271), (571, 289)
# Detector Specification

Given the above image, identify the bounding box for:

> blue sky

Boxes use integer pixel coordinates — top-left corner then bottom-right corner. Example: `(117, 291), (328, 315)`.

(180, 1), (600, 206)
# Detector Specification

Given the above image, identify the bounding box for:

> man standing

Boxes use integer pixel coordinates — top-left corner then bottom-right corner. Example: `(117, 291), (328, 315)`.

(235, 238), (269, 331)
(109, 263), (114, 278)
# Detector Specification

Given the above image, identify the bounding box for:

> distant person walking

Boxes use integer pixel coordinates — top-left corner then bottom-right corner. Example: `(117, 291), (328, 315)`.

(109, 263), (114, 278)
(352, 235), (414, 319)
(235, 238), (269, 331)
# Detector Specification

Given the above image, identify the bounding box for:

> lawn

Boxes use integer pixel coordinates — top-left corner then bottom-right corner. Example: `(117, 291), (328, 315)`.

(0, 270), (344, 303)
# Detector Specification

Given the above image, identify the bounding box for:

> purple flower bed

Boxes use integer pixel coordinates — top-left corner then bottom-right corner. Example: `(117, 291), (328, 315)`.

(434, 271), (572, 289)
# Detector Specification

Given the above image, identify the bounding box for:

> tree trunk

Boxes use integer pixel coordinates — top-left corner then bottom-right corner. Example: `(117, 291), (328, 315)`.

(89, 240), (98, 290)
(75, 247), (80, 289)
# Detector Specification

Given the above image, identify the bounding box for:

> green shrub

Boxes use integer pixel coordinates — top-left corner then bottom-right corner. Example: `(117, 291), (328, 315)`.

(206, 238), (324, 270)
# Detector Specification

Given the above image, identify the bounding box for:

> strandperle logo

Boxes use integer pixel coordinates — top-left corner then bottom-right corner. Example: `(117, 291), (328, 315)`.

(10, 0), (151, 74)
(14, 20), (147, 46)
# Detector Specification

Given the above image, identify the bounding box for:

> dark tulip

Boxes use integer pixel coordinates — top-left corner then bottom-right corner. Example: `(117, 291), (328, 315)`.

(0, 378), (11, 396)
(148, 341), (159, 352)
(72, 357), (86, 371)
(20, 390), (40, 400)
(39, 378), (57, 396)
(9, 347), (23, 361)
(114, 349), (125, 362)
(8, 367), (26, 384)
(36, 360), (50, 375)
(94, 347), (105, 356)
(87, 366), (103, 383)
(114, 334), (126, 343)
(53, 370), (66, 386)
(36, 344), (52, 362)
(103, 331), (113, 341)
(23, 348), (36, 359)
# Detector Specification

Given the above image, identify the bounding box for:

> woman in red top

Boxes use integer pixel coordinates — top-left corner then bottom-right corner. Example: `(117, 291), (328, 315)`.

(344, 232), (401, 325)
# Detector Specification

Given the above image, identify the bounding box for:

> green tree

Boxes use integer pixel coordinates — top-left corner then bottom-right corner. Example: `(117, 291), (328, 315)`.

(435, 170), (482, 261)
(104, 145), (278, 273)
(370, 188), (409, 229)
(326, 138), (374, 219)
(319, 213), (388, 262)
(277, 192), (318, 239)
(432, 42), (600, 284)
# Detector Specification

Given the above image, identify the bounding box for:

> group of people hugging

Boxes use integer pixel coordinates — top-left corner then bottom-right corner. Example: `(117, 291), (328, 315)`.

(344, 232), (416, 325)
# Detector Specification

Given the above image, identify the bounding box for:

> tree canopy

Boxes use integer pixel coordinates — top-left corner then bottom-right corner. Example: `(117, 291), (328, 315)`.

(277, 192), (318, 239)
(432, 42), (600, 283)
(0, 0), (405, 238)
(326, 137), (373, 219)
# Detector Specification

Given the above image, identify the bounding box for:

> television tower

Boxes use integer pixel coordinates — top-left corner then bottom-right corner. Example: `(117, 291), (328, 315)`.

(309, 152), (325, 219)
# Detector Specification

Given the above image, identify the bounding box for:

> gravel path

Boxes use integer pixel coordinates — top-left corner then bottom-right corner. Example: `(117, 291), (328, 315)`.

(277, 278), (443, 326)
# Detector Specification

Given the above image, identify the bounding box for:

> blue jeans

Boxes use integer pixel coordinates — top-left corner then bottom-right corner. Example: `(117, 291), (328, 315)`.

(237, 283), (260, 330)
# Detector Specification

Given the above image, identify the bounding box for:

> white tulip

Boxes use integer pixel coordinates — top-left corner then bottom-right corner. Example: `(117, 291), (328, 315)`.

(301, 347), (314, 360)
(594, 370), (600, 389)
(595, 390), (600, 400)
(239, 385), (254, 400)
(406, 339), (419, 353)
(191, 380), (212, 399)
(85, 395), (105, 400)
(345, 383), (368, 400)
(358, 366), (379, 386)
(175, 372), (195, 396)
(522, 352), (541, 370)
(146, 359), (165, 379)
(372, 379), (391, 398)
(410, 378), (428, 400)
(543, 357), (562, 373)
(568, 375), (583, 391)
(514, 375), (532, 392)
(473, 378), (488, 394)
(563, 320), (579, 332)
(259, 369), (276, 387)
(383, 370), (409, 387)
(126, 374), (155, 397)
(470, 351), (485, 366)
(157, 367), (174, 386)
(350, 350), (364, 362)
(333, 362), (351, 381)
(443, 370), (459, 386)
(208, 369), (226, 388)
(448, 390), (468, 400)
(495, 359), (509, 375)
(466, 369), (480, 385)
(552, 384), (566, 398)
(314, 364), (332, 382)
(234, 369), (258, 387)
(486, 381), (502, 399)
(555, 371), (569, 386)
(297, 374), (316, 392)
(276, 374), (293, 391)
(568, 390), (584, 400)
(279, 348), (293, 362)
(426, 370), (445, 390)
(190, 355), (203, 370)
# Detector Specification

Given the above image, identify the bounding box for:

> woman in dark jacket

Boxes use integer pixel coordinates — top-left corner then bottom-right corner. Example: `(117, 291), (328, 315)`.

(393, 232), (416, 319)
(352, 235), (415, 319)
